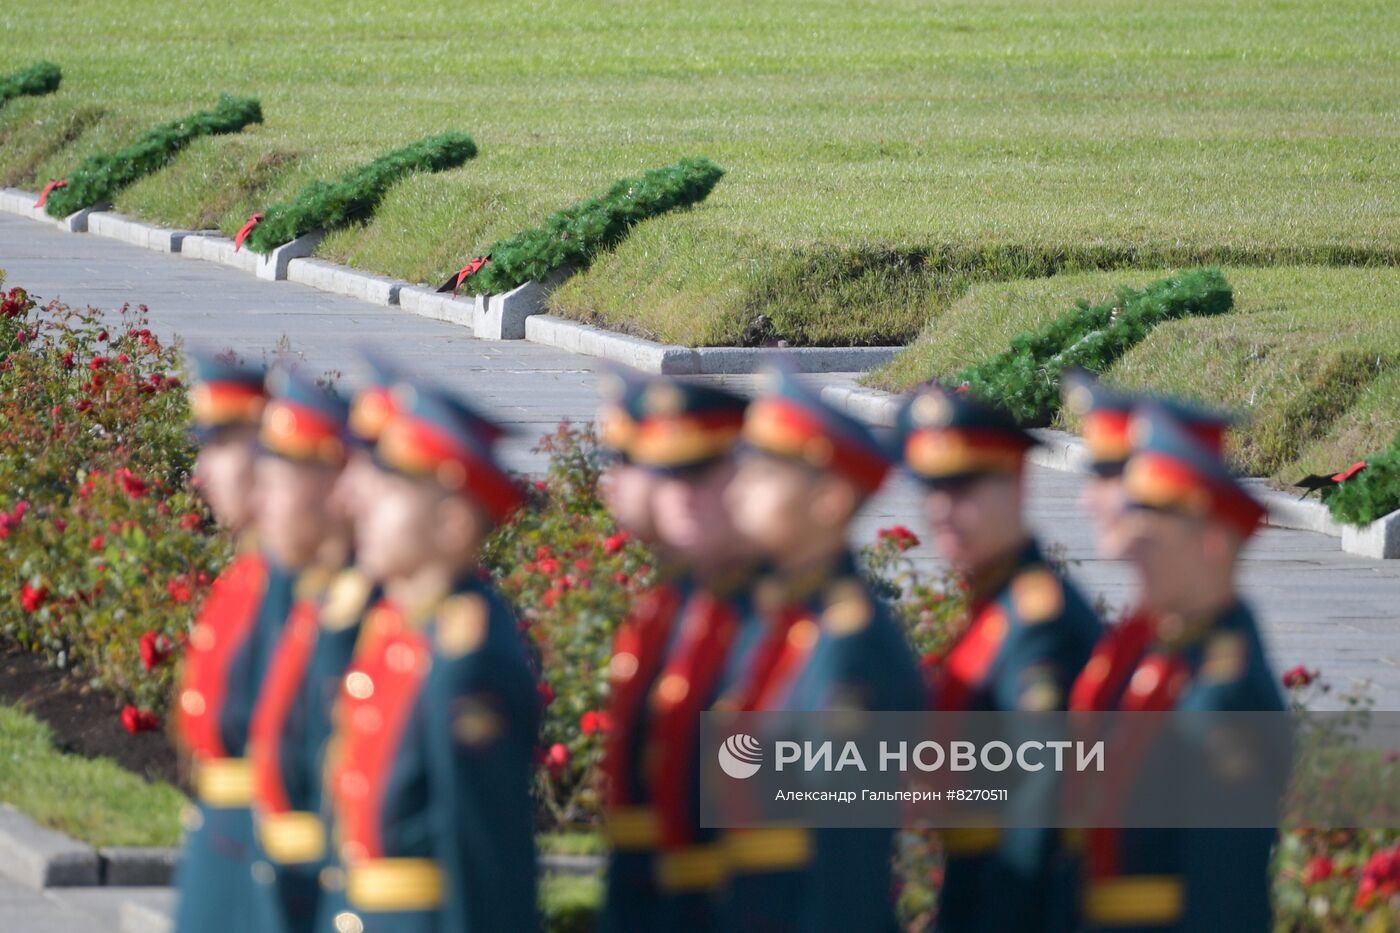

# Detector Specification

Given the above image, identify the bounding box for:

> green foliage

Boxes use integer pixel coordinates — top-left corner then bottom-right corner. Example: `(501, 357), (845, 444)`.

(482, 422), (654, 830)
(470, 157), (724, 294)
(0, 705), (185, 847)
(0, 287), (228, 714)
(244, 133), (477, 253)
(540, 874), (602, 933)
(44, 94), (261, 217)
(1327, 433), (1400, 526)
(953, 268), (1233, 425)
(0, 60), (60, 104)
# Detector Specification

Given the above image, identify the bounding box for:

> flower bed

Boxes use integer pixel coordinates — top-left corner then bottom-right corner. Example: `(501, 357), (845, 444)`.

(0, 60), (61, 106)
(43, 94), (262, 218)
(242, 132), (477, 254)
(953, 267), (1233, 425)
(0, 277), (227, 724)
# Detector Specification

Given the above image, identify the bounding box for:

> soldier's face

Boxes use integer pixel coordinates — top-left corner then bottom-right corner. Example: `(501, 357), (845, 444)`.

(354, 470), (441, 582)
(922, 472), (1025, 573)
(725, 453), (834, 557)
(254, 456), (338, 569)
(1081, 474), (1131, 559)
(1123, 509), (1205, 614)
(193, 429), (258, 532)
(652, 459), (753, 562)
(600, 461), (662, 543)
(327, 450), (377, 526)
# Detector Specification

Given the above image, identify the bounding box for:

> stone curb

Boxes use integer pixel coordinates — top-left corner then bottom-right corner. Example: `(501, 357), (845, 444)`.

(526, 315), (898, 375)
(179, 230), (324, 281)
(286, 257), (403, 306)
(398, 285), (479, 329)
(99, 847), (180, 887)
(87, 212), (195, 254)
(526, 314), (699, 373)
(0, 805), (100, 889)
(0, 188), (103, 232)
(818, 384), (1400, 559)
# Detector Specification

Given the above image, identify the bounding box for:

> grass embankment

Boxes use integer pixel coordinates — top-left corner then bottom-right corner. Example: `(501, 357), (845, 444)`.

(870, 266), (1400, 483)
(0, 0), (1396, 346)
(0, 705), (185, 847)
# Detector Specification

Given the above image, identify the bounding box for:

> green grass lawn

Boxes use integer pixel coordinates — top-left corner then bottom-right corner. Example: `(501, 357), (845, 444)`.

(0, 0), (1396, 348)
(871, 265), (1400, 482)
(0, 705), (185, 847)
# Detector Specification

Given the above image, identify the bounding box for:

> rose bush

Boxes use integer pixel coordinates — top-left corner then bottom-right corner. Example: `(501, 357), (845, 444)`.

(0, 278), (227, 721)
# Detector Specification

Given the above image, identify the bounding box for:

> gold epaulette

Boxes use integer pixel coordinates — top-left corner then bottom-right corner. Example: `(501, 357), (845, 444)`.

(195, 757), (252, 807)
(345, 858), (444, 912)
(320, 569), (373, 632)
(258, 810), (327, 864)
(1084, 876), (1184, 925)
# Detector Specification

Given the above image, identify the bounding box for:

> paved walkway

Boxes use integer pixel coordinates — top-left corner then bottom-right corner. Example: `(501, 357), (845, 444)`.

(2, 210), (1399, 924)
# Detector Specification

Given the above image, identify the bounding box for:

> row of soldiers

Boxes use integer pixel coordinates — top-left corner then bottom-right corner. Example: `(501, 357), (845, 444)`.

(171, 350), (1283, 933)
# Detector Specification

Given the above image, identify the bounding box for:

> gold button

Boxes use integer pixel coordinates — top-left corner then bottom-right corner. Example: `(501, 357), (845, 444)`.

(657, 673), (689, 704)
(345, 671), (374, 699)
(1130, 665), (1161, 695)
(611, 652), (639, 681)
(180, 690), (206, 716)
(190, 623), (215, 651)
(334, 911), (364, 933)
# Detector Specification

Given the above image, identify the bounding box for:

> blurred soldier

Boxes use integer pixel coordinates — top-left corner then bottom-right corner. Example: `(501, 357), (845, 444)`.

(596, 366), (688, 933)
(893, 382), (1102, 933)
(716, 368), (925, 933)
(248, 365), (380, 933)
(627, 377), (756, 930)
(173, 352), (275, 933)
(1071, 403), (1283, 932)
(320, 379), (539, 933)
(1061, 369), (1231, 563)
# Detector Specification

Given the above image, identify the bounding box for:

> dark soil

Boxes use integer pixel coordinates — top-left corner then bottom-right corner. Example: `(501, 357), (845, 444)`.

(0, 639), (187, 790)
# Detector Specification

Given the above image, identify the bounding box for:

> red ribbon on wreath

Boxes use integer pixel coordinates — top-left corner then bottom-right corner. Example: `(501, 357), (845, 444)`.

(234, 212), (264, 252)
(437, 255), (492, 298)
(1331, 461), (1367, 484)
(35, 179), (68, 208)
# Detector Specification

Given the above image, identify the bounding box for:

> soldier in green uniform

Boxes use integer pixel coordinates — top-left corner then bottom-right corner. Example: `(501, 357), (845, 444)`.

(319, 378), (539, 933)
(173, 353), (275, 933)
(248, 361), (394, 933)
(622, 376), (756, 931)
(892, 381), (1102, 933)
(1071, 403), (1283, 932)
(714, 368), (926, 933)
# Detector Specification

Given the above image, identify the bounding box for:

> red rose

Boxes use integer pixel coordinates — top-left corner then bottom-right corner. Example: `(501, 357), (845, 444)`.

(545, 743), (569, 770)
(97, 330), (108, 342)
(574, 558), (592, 573)
(537, 681), (555, 707)
(115, 468), (147, 498)
(534, 545), (553, 560)
(166, 578), (192, 605)
(878, 525), (921, 551)
(1303, 855), (1334, 885)
(19, 582), (48, 613)
(538, 558), (560, 576)
(1282, 666), (1316, 689)
(139, 631), (174, 671)
(90, 534), (105, 551)
(120, 706), (160, 734)
(179, 512), (202, 530)
(580, 710), (612, 736)
(604, 531), (630, 555)
(613, 571), (630, 586)
(89, 356), (107, 371)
